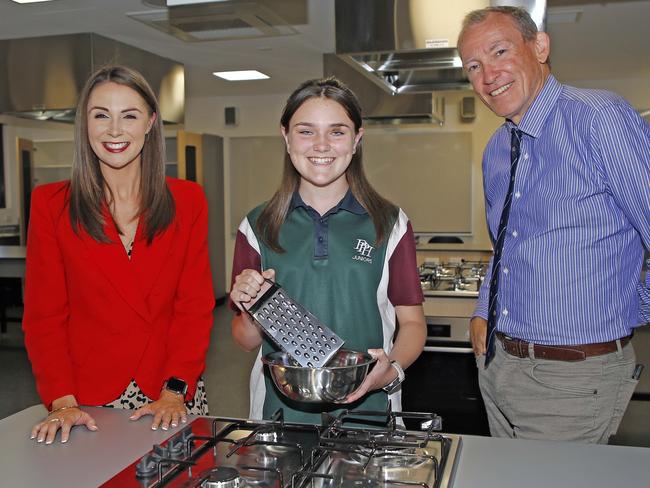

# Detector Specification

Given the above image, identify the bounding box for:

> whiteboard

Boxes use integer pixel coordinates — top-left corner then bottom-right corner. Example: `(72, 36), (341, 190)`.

(230, 131), (472, 235)
(362, 130), (472, 234)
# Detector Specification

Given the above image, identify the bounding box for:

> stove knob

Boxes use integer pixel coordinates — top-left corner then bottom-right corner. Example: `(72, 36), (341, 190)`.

(135, 453), (159, 478)
(168, 429), (193, 458)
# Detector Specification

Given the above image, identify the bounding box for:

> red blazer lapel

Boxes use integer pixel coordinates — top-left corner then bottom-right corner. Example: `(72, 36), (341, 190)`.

(82, 212), (151, 322)
(132, 220), (178, 302)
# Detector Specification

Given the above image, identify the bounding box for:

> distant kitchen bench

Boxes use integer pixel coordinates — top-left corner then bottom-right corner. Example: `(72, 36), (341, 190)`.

(0, 245), (26, 278)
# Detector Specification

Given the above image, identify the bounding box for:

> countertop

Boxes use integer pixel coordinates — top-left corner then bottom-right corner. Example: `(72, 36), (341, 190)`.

(423, 290), (479, 298)
(0, 405), (188, 487)
(0, 245), (26, 278)
(2, 405), (650, 488)
(0, 245), (26, 259)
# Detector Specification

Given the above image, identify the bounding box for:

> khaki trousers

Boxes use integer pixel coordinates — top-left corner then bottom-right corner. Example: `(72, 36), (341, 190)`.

(477, 336), (638, 443)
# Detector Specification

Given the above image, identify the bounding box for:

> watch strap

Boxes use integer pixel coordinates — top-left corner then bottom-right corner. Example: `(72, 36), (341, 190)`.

(382, 360), (405, 394)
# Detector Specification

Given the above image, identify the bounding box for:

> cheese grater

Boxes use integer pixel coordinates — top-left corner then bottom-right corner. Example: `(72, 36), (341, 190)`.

(241, 279), (344, 368)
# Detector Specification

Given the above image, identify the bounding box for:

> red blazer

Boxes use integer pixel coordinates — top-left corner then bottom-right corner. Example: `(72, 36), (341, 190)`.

(23, 178), (215, 408)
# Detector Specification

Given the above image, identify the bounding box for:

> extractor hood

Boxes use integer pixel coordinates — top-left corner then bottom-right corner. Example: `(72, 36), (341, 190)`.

(0, 33), (185, 124)
(333, 0), (546, 95)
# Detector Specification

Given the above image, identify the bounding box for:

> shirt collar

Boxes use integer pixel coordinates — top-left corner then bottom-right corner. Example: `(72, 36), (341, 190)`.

(289, 189), (367, 216)
(506, 74), (563, 138)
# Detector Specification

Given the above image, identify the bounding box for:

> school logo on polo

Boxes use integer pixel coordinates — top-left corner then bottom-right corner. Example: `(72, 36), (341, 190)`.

(353, 239), (374, 263)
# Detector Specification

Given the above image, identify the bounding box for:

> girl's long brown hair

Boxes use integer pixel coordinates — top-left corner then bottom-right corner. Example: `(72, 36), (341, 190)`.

(69, 64), (174, 244)
(257, 77), (397, 253)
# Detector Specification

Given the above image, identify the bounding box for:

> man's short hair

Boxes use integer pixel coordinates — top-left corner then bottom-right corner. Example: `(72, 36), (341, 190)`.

(458, 6), (539, 48)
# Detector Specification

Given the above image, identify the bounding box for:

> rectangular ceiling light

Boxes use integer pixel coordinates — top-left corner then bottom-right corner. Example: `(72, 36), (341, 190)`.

(213, 70), (269, 81)
(11, 0), (56, 3)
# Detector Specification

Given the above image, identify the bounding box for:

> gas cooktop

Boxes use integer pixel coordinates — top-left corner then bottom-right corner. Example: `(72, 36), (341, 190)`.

(101, 409), (461, 488)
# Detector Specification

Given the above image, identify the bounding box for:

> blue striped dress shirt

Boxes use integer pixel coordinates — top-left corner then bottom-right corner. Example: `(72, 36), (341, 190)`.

(474, 75), (650, 345)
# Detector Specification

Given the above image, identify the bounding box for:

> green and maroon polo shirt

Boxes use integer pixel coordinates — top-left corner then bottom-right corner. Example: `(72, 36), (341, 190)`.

(231, 190), (423, 424)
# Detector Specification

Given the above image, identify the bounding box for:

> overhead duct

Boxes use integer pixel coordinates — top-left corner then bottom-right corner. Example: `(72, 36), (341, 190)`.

(327, 0), (546, 122)
(132, 0), (307, 42)
(0, 33), (184, 124)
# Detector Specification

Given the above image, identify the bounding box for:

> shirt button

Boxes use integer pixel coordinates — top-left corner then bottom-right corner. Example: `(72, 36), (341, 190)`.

(503, 267), (509, 274)
(514, 191), (521, 199)
(318, 236), (323, 242)
(523, 153), (529, 160)
(512, 230), (518, 237)
(502, 309), (509, 316)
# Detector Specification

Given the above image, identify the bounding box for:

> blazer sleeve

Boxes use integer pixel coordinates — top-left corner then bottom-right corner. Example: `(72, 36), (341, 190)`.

(22, 185), (76, 408)
(163, 186), (215, 398)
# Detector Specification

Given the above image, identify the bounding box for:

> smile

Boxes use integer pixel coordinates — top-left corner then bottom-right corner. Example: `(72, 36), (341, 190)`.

(490, 82), (513, 97)
(308, 157), (335, 165)
(102, 142), (130, 153)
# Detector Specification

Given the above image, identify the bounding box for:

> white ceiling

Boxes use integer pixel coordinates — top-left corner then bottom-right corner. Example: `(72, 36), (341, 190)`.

(0, 0), (648, 99)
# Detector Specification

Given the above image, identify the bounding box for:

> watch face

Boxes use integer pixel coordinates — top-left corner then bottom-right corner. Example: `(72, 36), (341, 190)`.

(166, 377), (187, 395)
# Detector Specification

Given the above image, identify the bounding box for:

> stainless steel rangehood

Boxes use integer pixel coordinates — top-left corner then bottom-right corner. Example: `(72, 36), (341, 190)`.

(328, 0), (546, 121)
(0, 33), (184, 124)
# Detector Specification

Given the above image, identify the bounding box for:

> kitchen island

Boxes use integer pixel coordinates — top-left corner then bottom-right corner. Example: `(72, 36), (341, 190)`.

(2, 405), (649, 487)
(0, 245), (26, 278)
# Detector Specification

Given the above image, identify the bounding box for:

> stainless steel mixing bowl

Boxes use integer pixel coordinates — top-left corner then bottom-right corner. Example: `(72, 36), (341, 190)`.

(262, 349), (376, 403)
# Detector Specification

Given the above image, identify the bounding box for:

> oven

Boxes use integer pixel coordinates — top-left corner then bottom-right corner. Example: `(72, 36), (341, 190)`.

(402, 315), (490, 436)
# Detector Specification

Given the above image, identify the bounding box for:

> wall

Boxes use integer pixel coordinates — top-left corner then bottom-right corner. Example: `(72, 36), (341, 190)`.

(185, 90), (502, 288)
(571, 76), (650, 110)
(184, 93), (289, 286)
(0, 115), (73, 227)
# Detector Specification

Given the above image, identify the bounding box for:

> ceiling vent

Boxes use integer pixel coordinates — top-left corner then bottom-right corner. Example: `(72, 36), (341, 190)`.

(131, 0), (307, 42)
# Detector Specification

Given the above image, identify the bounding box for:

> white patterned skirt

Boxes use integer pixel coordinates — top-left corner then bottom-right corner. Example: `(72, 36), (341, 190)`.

(102, 378), (208, 415)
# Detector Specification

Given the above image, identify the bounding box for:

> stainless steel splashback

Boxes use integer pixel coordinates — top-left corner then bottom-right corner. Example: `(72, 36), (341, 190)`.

(0, 33), (184, 124)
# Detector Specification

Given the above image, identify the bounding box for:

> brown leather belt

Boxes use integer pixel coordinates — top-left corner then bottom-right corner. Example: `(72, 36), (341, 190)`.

(496, 332), (631, 361)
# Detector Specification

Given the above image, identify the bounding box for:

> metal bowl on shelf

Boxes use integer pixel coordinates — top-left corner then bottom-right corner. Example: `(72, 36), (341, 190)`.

(262, 349), (376, 403)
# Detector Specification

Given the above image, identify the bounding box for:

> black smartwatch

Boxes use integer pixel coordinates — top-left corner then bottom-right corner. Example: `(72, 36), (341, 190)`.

(164, 377), (188, 396)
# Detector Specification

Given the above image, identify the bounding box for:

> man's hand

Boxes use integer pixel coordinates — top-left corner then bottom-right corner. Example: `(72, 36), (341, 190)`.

(470, 316), (488, 357)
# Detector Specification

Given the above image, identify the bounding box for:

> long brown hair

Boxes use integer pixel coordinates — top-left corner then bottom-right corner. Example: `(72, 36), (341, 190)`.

(257, 77), (397, 253)
(69, 64), (174, 243)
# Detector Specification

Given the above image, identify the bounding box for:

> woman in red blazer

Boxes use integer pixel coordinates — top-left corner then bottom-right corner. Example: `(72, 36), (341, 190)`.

(23, 65), (215, 445)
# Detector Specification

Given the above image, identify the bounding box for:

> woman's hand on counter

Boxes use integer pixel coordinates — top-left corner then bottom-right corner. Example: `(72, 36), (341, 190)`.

(30, 396), (97, 445)
(129, 390), (187, 431)
(470, 316), (487, 357)
(342, 348), (394, 403)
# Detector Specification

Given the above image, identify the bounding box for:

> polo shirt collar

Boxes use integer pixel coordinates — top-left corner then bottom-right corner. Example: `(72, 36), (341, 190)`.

(507, 74), (562, 138)
(290, 189), (367, 216)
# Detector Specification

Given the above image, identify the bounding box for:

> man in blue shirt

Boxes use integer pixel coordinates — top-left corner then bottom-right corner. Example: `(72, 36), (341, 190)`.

(459, 6), (649, 443)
